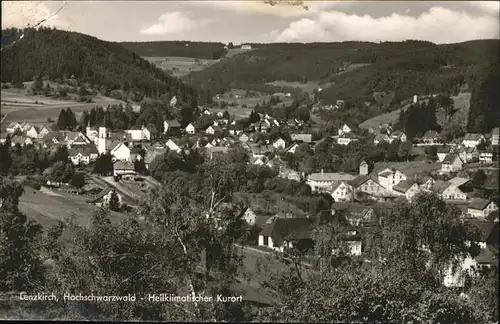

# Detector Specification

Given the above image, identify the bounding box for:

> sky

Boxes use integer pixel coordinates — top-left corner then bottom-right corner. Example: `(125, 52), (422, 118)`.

(2, 1), (499, 44)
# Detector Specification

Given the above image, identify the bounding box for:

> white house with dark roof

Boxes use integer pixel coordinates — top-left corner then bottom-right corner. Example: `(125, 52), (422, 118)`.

(458, 147), (479, 163)
(89, 187), (123, 208)
(273, 138), (286, 150)
(462, 133), (485, 148)
(433, 180), (467, 201)
(113, 161), (136, 177)
(306, 171), (356, 193)
(468, 199), (498, 218)
(258, 217), (314, 253)
(422, 130), (441, 145)
(110, 142), (131, 162)
(437, 146), (453, 162)
(25, 125), (40, 139)
(338, 124), (352, 136)
(165, 139), (181, 153)
(163, 119), (181, 134)
(6, 122), (23, 134)
(290, 133), (312, 143)
(185, 123), (196, 135)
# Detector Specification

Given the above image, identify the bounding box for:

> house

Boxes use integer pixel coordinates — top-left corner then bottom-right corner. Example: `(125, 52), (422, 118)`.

(284, 143), (299, 154)
(163, 119), (181, 134)
(37, 126), (50, 139)
(25, 125), (40, 139)
(349, 174), (386, 197)
(110, 142), (131, 162)
(458, 147), (479, 163)
(65, 132), (91, 146)
(6, 122), (22, 134)
(492, 127), (499, 146)
(273, 138), (286, 150)
(358, 160), (372, 176)
(440, 154), (463, 174)
(437, 146), (453, 162)
(462, 133), (485, 148)
(448, 177), (473, 192)
(433, 181), (467, 201)
(390, 131), (407, 143)
(419, 176), (435, 191)
(239, 134), (249, 143)
(479, 150), (493, 164)
(249, 144), (274, 159)
(43, 131), (65, 146)
(241, 44), (252, 50)
(393, 180), (421, 201)
(10, 135), (32, 147)
(113, 161), (136, 177)
(89, 187), (123, 208)
(329, 181), (354, 202)
(125, 125), (152, 141)
(165, 139), (181, 153)
(422, 130), (441, 145)
(337, 133), (359, 146)
(229, 124), (244, 135)
(373, 134), (391, 145)
(185, 123), (195, 135)
(290, 133), (312, 143)
(205, 126), (216, 135)
(306, 171), (356, 193)
(68, 144), (99, 165)
(258, 217), (314, 253)
(337, 124), (352, 136)
(279, 167), (302, 182)
(85, 124), (99, 142)
(468, 199), (498, 218)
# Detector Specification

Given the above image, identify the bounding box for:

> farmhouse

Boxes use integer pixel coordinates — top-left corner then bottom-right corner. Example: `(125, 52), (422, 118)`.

(437, 146), (453, 162)
(258, 217), (314, 253)
(165, 139), (182, 153)
(10, 135), (32, 147)
(468, 199), (498, 218)
(462, 133), (485, 148)
(337, 124), (352, 136)
(65, 132), (91, 146)
(6, 122), (23, 134)
(433, 181), (467, 201)
(68, 144), (99, 165)
(90, 187), (123, 208)
(25, 125), (41, 139)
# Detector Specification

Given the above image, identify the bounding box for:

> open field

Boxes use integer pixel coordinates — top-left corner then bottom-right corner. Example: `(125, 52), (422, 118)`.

(1, 87), (126, 128)
(225, 48), (254, 58)
(144, 56), (219, 77)
(19, 186), (126, 229)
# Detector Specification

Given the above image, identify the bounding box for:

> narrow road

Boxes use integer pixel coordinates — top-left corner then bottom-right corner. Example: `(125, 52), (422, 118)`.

(0, 112), (8, 125)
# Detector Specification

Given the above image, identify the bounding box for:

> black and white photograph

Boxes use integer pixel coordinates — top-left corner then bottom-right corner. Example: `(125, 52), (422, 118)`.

(0, 0), (499, 322)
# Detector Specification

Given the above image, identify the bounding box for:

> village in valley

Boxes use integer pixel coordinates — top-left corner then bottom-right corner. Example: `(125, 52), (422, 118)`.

(0, 2), (499, 321)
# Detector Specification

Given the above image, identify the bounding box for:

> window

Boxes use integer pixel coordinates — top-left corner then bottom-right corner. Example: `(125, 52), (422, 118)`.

(263, 236), (269, 246)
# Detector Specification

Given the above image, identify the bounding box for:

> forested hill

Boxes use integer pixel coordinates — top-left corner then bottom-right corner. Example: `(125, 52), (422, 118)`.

(1, 27), (212, 104)
(184, 39), (499, 104)
(119, 41), (227, 59)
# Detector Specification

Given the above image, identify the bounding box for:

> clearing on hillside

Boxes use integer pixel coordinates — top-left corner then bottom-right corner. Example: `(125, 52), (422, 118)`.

(144, 56), (219, 77)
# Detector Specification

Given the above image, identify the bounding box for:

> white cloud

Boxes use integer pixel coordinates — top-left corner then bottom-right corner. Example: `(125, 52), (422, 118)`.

(1, 1), (69, 29)
(140, 11), (204, 35)
(272, 6), (499, 43)
(467, 1), (500, 15)
(189, 1), (351, 18)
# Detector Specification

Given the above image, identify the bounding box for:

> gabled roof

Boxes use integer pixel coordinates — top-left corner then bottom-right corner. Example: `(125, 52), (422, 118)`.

(474, 248), (497, 265)
(349, 174), (380, 188)
(68, 144), (98, 157)
(448, 177), (470, 188)
(442, 154), (461, 164)
(146, 124), (158, 133)
(329, 180), (350, 193)
(437, 146), (452, 154)
(393, 180), (415, 193)
(432, 180), (452, 194)
(260, 217), (314, 245)
(165, 119), (181, 127)
(469, 198), (494, 211)
(308, 172), (356, 182)
(463, 133), (484, 141)
(89, 187), (114, 203)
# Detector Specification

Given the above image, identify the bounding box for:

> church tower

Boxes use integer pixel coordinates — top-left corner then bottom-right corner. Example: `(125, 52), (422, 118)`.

(98, 118), (107, 155)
